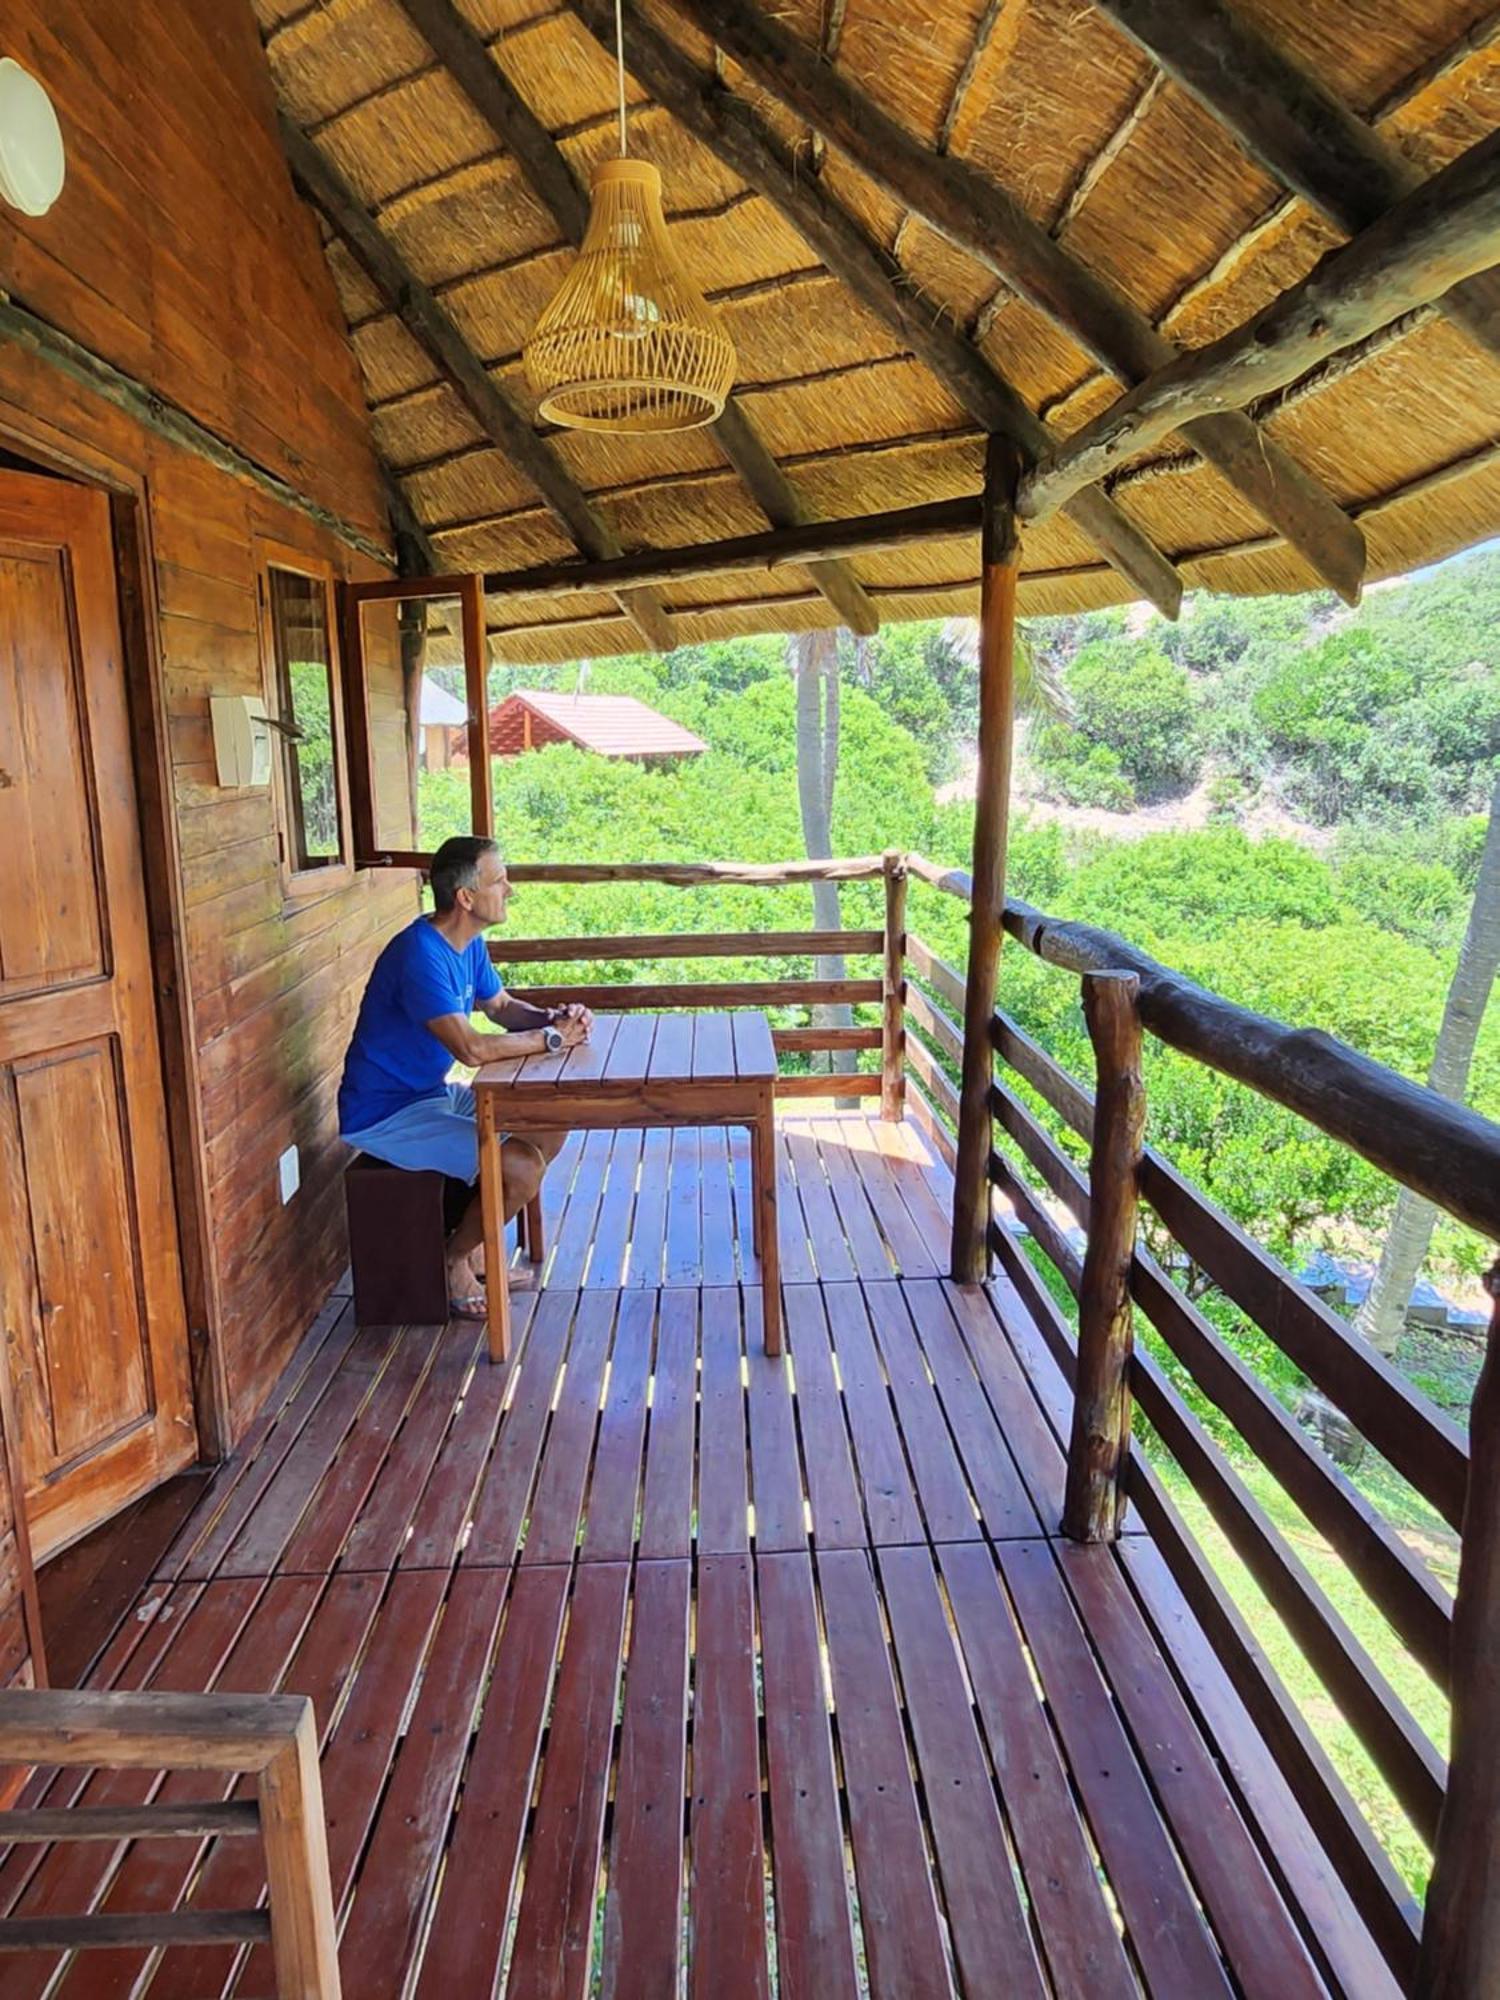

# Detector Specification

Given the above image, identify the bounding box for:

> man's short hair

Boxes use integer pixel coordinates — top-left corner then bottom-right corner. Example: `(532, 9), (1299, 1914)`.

(430, 835), (500, 913)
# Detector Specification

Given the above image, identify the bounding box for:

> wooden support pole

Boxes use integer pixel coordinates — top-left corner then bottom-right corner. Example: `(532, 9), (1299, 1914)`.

(1062, 970), (1146, 1542)
(1418, 1260), (1500, 1997)
(258, 1699), (342, 1999)
(881, 849), (908, 1122)
(951, 437), (1023, 1282)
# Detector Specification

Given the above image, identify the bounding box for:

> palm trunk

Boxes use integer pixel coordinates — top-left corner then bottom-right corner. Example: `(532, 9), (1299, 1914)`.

(1355, 772), (1500, 1355)
(794, 629), (855, 1075)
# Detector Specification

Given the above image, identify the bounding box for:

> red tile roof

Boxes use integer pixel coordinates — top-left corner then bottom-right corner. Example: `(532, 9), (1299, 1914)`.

(489, 690), (707, 760)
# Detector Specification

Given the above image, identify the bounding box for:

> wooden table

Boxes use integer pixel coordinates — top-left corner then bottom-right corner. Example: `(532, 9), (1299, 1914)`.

(473, 1011), (781, 1363)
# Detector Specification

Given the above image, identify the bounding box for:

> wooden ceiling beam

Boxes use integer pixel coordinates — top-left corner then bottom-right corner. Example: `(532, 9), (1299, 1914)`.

(1095, 0), (1500, 365)
(671, 0), (1367, 605)
(567, 0), (1184, 618)
(1023, 128), (1500, 518)
(474, 492), (983, 599)
(391, 0), (879, 636)
(277, 115), (674, 654)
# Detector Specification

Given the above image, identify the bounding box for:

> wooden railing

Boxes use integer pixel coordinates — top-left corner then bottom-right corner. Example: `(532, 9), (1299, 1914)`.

(490, 853), (909, 1111)
(0, 1689), (340, 1995)
(900, 851), (1500, 1994)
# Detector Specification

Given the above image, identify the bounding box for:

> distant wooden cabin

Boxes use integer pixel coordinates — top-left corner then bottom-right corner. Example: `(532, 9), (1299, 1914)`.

(488, 690), (708, 764)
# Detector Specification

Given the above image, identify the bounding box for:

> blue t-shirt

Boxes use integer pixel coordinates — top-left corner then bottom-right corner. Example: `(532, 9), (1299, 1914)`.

(339, 917), (502, 1134)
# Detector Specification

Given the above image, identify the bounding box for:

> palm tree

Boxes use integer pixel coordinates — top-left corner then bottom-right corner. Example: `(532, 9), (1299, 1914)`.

(1354, 770), (1500, 1356)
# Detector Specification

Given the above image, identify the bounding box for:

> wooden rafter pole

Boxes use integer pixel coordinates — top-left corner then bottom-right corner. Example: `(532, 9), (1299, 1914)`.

(1023, 128), (1500, 518)
(277, 116), (674, 655)
(390, 0), (878, 635)
(1418, 1261), (1500, 1996)
(1062, 970), (1146, 1543)
(670, 0), (1367, 605)
(951, 436), (1023, 1284)
(1095, 0), (1500, 365)
(567, 0), (1184, 619)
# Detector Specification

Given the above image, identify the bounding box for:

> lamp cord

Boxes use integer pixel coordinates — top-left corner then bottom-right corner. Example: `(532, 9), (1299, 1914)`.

(615, 0), (628, 156)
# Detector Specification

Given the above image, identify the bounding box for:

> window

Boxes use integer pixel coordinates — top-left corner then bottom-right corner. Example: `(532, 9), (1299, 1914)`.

(261, 550), (351, 888)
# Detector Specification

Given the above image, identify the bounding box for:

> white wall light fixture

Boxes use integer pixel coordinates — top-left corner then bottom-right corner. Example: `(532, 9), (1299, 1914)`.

(0, 58), (65, 218)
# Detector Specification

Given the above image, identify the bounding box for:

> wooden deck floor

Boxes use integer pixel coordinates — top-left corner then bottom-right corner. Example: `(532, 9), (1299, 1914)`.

(1, 1112), (1398, 1999)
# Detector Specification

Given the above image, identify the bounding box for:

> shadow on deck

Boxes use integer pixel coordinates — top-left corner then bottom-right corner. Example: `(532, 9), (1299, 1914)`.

(5, 1110), (1394, 1998)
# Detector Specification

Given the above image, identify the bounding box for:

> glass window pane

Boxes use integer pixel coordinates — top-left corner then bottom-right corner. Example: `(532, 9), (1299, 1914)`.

(268, 567), (343, 870)
(358, 593), (474, 853)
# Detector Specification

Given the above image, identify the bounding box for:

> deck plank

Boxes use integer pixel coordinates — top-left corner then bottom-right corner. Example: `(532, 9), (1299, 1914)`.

(996, 1537), (1235, 1998)
(877, 1545), (1049, 1999)
(626, 1127), (671, 1286)
(507, 1563), (631, 1999)
(579, 1290), (653, 1564)
(600, 1560), (691, 1998)
(523, 1292), (615, 1566)
(746, 1292), (805, 1553)
(1058, 1540), (1328, 2000)
(757, 1551), (861, 2000)
(858, 1283), (977, 1542)
(664, 1126), (703, 1286)
(697, 1288), (751, 1557)
(463, 1290), (574, 1566)
(399, 1294), (535, 1570)
(817, 1549), (954, 1997)
(638, 1291), (697, 1560)
(900, 1280), (1042, 1540)
(818, 1285), (923, 1546)
(937, 1541), (1140, 1999)
(337, 1322), (481, 1573)
(698, 1123), (740, 1285)
(335, 1567), (510, 2000)
(690, 1554), (770, 2000)
(782, 1287), (865, 1548)
(409, 1565), (570, 2000)
(548, 1130), (612, 1289)
(585, 1126), (641, 1289)
(812, 1117), (892, 1279)
(776, 1131), (818, 1284)
(784, 1124), (856, 1283)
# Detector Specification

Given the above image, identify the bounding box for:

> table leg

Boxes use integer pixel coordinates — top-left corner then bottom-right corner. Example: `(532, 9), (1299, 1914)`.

(753, 1095), (781, 1357)
(480, 1095), (511, 1364)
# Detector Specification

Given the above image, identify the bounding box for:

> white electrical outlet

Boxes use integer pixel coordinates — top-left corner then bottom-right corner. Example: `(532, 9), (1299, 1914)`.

(278, 1144), (300, 1205)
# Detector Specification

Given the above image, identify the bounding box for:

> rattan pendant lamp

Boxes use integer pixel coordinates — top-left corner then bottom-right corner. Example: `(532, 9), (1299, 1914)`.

(524, 0), (735, 432)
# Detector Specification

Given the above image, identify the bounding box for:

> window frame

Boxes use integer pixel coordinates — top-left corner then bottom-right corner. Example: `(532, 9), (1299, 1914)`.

(256, 538), (355, 900)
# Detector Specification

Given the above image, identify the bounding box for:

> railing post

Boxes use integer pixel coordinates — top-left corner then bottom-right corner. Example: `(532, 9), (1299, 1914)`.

(1063, 970), (1145, 1542)
(881, 849), (907, 1122)
(951, 435), (1024, 1282)
(258, 1697), (342, 1999)
(1418, 1258), (1500, 1997)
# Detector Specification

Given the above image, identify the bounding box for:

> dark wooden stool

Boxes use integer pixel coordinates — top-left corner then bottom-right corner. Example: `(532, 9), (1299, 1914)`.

(345, 1154), (545, 1327)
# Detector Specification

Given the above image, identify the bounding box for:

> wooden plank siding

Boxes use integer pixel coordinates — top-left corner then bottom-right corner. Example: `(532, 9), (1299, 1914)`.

(0, 0), (412, 1452)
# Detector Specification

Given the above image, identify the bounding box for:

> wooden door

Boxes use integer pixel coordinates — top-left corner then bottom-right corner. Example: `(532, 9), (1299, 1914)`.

(0, 471), (196, 1561)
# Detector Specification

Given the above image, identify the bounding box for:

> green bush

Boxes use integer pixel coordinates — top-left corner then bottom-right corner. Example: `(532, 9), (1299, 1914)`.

(1066, 639), (1202, 796)
(1031, 725), (1136, 809)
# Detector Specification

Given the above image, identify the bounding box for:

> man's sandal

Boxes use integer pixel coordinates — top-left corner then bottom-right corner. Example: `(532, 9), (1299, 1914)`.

(448, 1293), (487, 1321)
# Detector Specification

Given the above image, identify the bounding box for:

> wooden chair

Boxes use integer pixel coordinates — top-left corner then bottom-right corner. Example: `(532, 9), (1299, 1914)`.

(0, 1688), (340, 1996)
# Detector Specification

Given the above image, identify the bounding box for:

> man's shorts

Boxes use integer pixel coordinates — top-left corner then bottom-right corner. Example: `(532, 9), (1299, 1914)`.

(342, 1082), (483, 1183)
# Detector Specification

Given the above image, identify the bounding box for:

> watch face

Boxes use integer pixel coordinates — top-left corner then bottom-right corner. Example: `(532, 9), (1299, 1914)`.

(544, 1026), (564, 1052)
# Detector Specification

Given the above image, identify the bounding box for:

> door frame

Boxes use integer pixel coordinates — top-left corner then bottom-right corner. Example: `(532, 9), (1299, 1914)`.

(0, 404), (228, 1463)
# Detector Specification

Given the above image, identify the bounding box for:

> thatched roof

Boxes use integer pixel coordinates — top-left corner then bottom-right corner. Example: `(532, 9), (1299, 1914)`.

(255, 0), (1500, 659)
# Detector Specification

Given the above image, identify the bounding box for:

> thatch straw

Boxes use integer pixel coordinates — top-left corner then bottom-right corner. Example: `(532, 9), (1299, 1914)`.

(258, 0), (1500, 655)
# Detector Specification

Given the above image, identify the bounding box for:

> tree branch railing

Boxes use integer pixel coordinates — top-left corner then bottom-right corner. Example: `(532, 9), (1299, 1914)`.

(901, 852), (1500, 1991)
(0, 1689), (340, 1995)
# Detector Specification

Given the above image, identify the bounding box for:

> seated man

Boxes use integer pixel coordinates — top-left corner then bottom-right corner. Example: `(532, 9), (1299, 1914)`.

(338, 835), (590, 1317)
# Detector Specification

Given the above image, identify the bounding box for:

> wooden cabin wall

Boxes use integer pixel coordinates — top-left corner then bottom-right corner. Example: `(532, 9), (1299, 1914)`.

(0, 1), (418, 1448)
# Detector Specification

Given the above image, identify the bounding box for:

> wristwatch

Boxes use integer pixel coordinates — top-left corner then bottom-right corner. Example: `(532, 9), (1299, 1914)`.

(542, 1024), (564, 1054)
